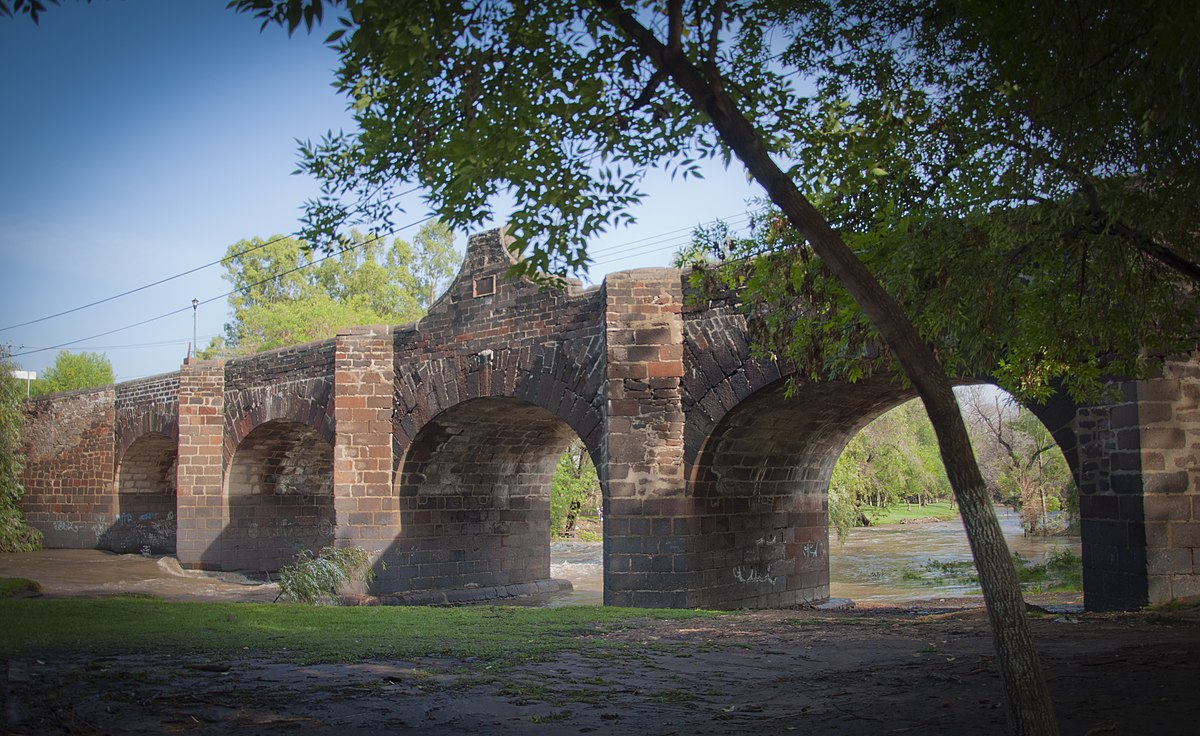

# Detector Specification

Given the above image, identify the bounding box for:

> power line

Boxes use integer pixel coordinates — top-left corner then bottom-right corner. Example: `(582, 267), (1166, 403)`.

(15, 335), (221, 352)
(11, 215), (436, 359)
(9, 207), (758, 360)
(0, 186), (423, 333)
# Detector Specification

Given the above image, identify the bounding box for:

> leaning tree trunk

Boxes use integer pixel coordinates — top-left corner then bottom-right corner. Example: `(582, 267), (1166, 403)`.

(597, 4), (1060, 734)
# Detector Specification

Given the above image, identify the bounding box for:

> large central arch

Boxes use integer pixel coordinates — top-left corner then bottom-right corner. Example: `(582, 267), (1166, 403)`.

(686, 374), (911, 608)
(387, 396), (588, 594)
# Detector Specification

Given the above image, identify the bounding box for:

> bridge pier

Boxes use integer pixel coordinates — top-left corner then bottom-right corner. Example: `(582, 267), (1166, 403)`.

(332, 325), (398, 585)
(175, 358), (226, 570)
(601, 270), (694, 607)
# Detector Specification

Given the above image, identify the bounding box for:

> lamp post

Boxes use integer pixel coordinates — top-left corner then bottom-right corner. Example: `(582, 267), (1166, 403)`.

(191, 298), (199, 359)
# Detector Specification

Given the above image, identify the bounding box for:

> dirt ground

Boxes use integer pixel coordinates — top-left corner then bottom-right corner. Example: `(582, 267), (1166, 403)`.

(4, 552), (1200, 735)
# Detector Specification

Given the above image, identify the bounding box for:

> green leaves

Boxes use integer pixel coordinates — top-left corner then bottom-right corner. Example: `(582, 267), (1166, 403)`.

(0, 348), (42, 552)
(30, 351), (113, 397)
(277, 545), (375, 604)
(212, 222), (458, 357)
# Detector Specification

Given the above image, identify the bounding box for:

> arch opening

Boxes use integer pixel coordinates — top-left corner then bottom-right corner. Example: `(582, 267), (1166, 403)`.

(105, 432), (178, 554)
(826, 387), (1081, 603)
(388, 396), (588, 594)
(689, 373), (1082, 609)
(223, 419), (335, 573)
(687, 375), (910, 609)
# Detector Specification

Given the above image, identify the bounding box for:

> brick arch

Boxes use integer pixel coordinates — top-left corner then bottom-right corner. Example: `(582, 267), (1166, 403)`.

(223, 385), (335, 467)
(685, 373), (912, 608)
(681, 312), (798, 468)
(222, 418), (336, 572)
(101, 431), (178, 555)
(386, 396), (583, 593)
(392, 346), (604, 474)
(685, 368), (1085, 608)
(114, 410), (178, 469)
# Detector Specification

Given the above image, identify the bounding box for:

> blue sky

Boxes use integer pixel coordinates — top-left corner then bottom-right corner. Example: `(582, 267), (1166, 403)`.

(0, 1), (761, 382)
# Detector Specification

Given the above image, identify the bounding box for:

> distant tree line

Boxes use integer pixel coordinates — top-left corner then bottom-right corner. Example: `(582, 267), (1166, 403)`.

(830, 389), (1074, 540)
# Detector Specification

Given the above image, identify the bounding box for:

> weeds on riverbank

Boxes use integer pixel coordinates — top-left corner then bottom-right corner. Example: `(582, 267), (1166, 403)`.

(903, 549), (1082, 593)
(0, 577), (41, 597)
(276, 546), (374, 604)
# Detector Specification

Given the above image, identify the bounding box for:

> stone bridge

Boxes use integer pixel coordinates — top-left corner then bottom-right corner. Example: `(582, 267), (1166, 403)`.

(19, 229), (1200, 611)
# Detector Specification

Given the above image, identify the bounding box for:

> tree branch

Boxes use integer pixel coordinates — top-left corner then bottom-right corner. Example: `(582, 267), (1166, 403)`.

(666, 0), (683, 56)
(1078, 178), (1200, 283)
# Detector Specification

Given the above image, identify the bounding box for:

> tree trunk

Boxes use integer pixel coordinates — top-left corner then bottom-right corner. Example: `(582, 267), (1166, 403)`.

(595, 4), (1060, 734)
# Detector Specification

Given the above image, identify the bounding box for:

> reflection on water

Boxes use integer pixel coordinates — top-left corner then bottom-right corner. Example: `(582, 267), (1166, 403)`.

(543, 507), (1080, 606)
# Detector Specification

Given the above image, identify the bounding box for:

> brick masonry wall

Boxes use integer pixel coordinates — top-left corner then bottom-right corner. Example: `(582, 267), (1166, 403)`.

(601, 269), (692, 607)
(383, 229), (606, 593)
(1140, 353), (1200, 603)
(16, 228), (1197, 611)
(20, 387), (116, 548)
(106, 432), (177, 554)
(391, 398), (571, 591)
(334, 326), (397, 583)
(217, 339), (338, 572)
(1059, 381), (1149, 611)
(110, 373), (181, 555)
(114, 372), (179, 462)
(176, 359), (227, 570)
(682, 302), (916, 608)
(224, 340), (337, 393)
(222, 418), (335, 571)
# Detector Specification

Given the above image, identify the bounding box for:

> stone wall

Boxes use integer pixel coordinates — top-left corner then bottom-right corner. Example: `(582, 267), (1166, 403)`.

(20, 387), (115, 548)
(175, 359), (226, 570)
(1141, 353), (1200, 603)
(333, 326), (398, 581)
(109, 432), (177, 554)
(601, 269), (691, 607)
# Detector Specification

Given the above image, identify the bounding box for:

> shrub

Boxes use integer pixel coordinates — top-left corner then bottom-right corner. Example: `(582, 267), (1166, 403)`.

(277, 546), (375, 604)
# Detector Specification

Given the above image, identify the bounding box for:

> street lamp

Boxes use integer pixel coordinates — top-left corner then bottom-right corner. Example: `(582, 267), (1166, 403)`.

(191, 298), (199, 359)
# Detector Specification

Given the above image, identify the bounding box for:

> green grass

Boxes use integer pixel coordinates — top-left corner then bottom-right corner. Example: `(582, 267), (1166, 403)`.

(0, 598), (718, 664)
(867, 501), (960, 525)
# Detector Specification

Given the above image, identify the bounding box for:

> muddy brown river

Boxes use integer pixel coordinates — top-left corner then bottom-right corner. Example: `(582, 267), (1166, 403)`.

(1, 507), (1076, 605)
(545, 506), (1078, 605)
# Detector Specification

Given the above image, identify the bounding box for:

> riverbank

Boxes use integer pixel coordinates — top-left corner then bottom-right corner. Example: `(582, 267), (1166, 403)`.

(3, 595), (1197, 735)
(866, 500), (960, 525)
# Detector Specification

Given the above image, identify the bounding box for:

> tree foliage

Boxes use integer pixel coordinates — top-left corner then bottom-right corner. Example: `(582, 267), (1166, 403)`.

(0, 349), (42, 552)
(0, 0), (81, 24)
(830, 399), (952, 538)
(960, 387), (1075, 535)
(681, 0), (1198, 403)
(30, 351), (114, 397)
(205, 222), (458, 357)
(550, 441), (601, 538)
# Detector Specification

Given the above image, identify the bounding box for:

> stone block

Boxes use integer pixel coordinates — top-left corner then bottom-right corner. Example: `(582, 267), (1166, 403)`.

(1144, 495), (1192, 523)
(1147, 547), (1193, 575)
(1143, 471), (1189, 494)
(1171, 521), (1200, 547)
(1147, 574), (1174, 605)
(1169, 573), (1200, 599)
